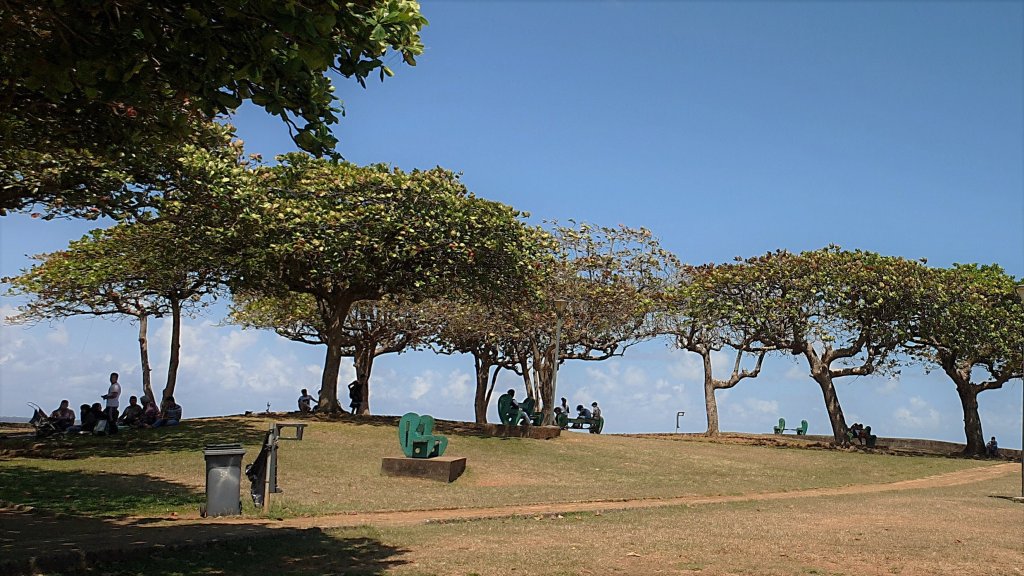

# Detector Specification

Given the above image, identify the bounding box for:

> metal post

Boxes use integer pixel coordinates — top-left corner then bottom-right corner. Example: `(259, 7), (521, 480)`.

(1015, 283), (1024, 500)
(262, 427), (278, 512)
(676, 411), (686, 433)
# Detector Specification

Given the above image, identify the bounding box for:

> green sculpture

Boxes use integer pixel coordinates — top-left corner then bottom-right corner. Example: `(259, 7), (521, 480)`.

(398, 412), (448, 458)
(496, 390), (536, 426)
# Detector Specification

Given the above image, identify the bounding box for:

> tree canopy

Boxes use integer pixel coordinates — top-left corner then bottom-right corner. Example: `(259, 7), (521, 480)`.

(3, 221), (223, 402)
(1, 0), (428, 216)
(202, 154), (550, 411)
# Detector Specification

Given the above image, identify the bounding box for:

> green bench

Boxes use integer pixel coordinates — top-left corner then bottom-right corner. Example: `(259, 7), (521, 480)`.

(772, 418), (807, 435)
(556, 412), (604, 434)
(497, 393), (541, 426)
(398, 412), (448, 458)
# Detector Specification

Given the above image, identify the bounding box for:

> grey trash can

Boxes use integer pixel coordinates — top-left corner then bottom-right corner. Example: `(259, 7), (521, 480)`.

(203, 443), (246, 516)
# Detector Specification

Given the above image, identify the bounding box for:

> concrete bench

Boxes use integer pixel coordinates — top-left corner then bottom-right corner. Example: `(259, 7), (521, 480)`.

(274, 422), (308, 440)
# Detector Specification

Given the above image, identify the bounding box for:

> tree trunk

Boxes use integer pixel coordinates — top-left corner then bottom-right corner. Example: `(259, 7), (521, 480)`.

(701, 350), (720, 436)
(137, 314), (155, 403)
(812, 371), (848, 445)
(161, 298), (181, 402)
(472, 352), (494, 424)
(319, 341), (344, 413)
(317, 298), (356, 414)
(946, 365), (986, 456)
(353, 345), (374, 415)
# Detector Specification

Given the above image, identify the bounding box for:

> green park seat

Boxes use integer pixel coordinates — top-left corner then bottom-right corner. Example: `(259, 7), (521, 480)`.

(398, 412), (448, 459)
(496, 393), (535, 426)
(773, 418), (785, 434)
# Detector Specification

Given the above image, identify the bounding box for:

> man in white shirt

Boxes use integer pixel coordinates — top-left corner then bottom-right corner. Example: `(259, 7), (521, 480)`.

(101, 372), (121, 434)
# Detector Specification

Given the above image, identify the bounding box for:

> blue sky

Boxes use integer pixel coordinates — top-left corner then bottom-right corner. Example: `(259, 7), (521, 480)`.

(2, 1), (1022, 447)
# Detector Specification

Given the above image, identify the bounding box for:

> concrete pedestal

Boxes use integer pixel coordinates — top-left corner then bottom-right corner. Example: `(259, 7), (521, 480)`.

(381, 456), (467, 482)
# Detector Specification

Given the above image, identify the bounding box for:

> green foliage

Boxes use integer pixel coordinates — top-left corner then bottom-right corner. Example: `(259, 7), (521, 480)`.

(913, 263), (1024, 374)
(196, 154), (549, 408)
(4, 221), (222, 323)
(1, 0), (428, 216)
(214, 154), (550, 307)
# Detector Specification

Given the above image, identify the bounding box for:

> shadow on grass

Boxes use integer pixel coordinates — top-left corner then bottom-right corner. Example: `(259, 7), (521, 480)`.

(80, 529), (411, 576)
(0, 464), (202, 517)
(2, 501), (409, 576)
(0, 418), (268, 459)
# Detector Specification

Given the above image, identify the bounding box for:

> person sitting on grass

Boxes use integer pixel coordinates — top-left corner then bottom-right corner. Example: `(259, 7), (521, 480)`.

(49, 400), (76, 431)
(986, 436), (999, 457)
(297, 388), (317, 413)
(118, 395), (144, 427)
(153, 396), (182, 428)
(66, 403), (93, 434)
(139, 398), (159, 427)
(88, 402), (109, 435)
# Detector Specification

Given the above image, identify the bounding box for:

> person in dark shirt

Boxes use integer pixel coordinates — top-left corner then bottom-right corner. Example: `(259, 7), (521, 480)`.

(153, 396), (182, 427)
(118, 395), (144, 427)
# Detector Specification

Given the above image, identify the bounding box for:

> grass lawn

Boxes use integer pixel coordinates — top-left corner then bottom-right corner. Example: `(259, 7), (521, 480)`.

(0, 416), (993, 519)
(38, 472), (1022, 576)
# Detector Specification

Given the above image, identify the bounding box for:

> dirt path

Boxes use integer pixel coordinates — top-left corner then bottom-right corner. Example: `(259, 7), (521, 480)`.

(223, 461), (1020, 529)
(2, 462), (1018, 575)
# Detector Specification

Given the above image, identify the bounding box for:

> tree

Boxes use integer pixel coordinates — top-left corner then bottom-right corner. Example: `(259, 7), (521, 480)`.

(662, 263), (773, 436)
(908, 264), (1024, 455)
(504, 223), (679, 425)
(229, 292), (435, 414)
(426, 298), (530, 423)
(3, 221), (222, 402)
(205, 154), (550, 412)
(740, 248), (925, 444)
(1, 0), (428, 216)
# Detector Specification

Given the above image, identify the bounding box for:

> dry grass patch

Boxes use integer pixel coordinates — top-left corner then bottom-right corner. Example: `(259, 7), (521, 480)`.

(0, 416), (1000, 519)
(361, 472), (1022, 576)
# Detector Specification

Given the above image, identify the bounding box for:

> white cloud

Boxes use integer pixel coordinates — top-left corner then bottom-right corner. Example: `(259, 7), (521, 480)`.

(876, 376), (899, 395)
(893, 396), (941, 430)
(725, 395), (780, 419)
(409, 371), (435, 400)
(442, 370), (473, 400)
(45, 324), (69, 346)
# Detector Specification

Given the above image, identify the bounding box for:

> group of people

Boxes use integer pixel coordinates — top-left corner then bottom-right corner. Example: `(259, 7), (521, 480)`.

(846, 422), (876, 446)
(297, 381), (363, 414)
(552, 397), (602, 423)
(47, 372), (182, 435)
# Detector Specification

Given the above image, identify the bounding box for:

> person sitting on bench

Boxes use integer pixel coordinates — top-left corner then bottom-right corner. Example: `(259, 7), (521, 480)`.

(573, 404), (592, 428)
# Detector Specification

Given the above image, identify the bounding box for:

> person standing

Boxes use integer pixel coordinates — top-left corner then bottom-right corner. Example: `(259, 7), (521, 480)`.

(101, 372), (121, 434)
(348, 380), (363, 415)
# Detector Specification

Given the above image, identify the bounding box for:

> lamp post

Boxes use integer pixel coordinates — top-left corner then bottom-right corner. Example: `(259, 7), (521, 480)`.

(1015, 283), (1024, 499)
(548, 298), (569, 426)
